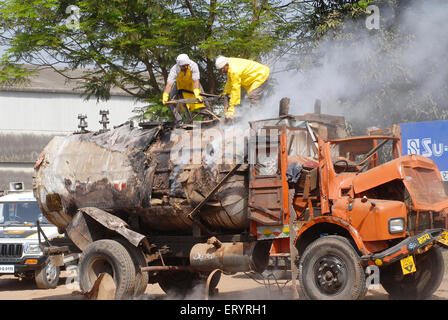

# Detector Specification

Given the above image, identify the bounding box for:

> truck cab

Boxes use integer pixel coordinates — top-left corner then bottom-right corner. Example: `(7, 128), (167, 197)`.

(248, 117), (448, 299)
(0, 183), (78, 289)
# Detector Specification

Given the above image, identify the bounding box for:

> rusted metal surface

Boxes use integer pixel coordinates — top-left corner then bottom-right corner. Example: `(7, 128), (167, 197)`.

(34, 111), (351, 242)
(189, 237), (271, 273)
(65, 210), (94, 251)
(141, 265), (195, 272)
(81, 207), (146, 247)
(279, 98), (290, 116)
(205, 269), (222, 300)
(34, 122), (250, 235)
(65, 207), (148, 251)
(187, 163), (242, 221)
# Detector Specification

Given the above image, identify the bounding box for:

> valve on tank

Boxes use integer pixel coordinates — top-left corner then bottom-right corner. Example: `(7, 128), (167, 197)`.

(99, 110), (110, 133)
(75, 114), (89, 134)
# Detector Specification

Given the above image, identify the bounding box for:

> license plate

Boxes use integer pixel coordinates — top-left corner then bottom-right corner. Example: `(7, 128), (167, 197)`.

(0, 265), (14, 274)
(417, 233), (431, 245)
(400, 256), (416, 275)
(437, 231), (448, 246)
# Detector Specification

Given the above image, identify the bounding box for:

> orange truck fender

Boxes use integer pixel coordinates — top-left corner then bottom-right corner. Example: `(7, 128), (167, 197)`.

(293, 216), (371, 256)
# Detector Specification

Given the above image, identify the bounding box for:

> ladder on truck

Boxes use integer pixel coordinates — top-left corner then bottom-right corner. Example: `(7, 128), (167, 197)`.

(247, 125), (300, 298)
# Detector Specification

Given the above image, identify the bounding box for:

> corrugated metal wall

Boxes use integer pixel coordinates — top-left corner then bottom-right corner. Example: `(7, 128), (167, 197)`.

(0, 132), (62, 191)
(0, 90), (146, 191)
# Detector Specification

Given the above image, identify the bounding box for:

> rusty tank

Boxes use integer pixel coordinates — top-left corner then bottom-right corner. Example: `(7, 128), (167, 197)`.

(33, 101), (348, 238)
(33, 121), (251, 235)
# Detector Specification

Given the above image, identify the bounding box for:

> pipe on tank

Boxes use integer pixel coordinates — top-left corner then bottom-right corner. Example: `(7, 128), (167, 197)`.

(189, 237), (271, 273)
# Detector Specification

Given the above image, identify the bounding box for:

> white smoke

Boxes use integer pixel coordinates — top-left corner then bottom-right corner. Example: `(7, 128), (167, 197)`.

(246, 0), (448, 130)
(174, 0), (448, 164)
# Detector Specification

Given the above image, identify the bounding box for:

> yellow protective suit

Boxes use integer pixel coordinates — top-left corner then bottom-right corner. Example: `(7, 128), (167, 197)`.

(176, 67), (204, 111)
(222, 58), (270, 115)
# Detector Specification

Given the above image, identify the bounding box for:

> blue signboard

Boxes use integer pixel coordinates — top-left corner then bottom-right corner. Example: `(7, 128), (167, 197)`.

(400, 120), (448, 181)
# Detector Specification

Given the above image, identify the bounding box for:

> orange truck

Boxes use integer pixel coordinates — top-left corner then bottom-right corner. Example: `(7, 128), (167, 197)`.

(254, 118), (448, 299)
(33, 108), (448, 300)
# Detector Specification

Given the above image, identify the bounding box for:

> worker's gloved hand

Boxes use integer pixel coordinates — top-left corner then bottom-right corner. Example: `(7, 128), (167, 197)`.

(193, 88), (203, 102)
(224, 106), (234, 123)
(162, 92), (169, 105)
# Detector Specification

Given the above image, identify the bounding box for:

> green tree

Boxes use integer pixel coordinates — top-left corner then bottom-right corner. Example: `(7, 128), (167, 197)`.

(0, 0), (303, 120)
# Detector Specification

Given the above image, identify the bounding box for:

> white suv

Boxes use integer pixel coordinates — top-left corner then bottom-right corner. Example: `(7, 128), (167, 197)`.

(0, 188), (77, 288)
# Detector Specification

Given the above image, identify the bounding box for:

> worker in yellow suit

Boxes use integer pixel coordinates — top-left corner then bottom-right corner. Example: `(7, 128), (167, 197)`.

(162, 54), (205, 125)
(215, 56), (270, 120)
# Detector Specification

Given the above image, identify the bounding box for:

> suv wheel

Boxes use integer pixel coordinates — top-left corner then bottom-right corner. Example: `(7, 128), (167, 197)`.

(35, 259), (60, 289)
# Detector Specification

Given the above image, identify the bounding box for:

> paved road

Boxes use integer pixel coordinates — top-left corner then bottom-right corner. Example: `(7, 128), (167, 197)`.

(0, 270), (447, 300)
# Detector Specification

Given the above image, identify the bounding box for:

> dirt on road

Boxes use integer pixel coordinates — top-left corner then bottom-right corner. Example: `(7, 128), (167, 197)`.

(0, 249), (447, 301)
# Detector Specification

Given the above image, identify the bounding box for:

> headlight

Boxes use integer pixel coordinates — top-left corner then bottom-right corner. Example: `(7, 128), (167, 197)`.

(24, 243), (42, 254)
(389, 218), (405, 234)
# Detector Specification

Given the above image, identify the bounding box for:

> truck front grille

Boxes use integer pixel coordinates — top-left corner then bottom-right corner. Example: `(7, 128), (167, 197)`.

(0, 244), (23, 258)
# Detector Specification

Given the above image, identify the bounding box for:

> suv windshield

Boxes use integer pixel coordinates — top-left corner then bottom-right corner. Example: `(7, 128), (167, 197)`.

(0, 202), (49, 226)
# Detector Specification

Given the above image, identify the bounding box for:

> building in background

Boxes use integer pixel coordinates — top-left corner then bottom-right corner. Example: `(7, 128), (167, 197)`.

(0, 66), (148, 191)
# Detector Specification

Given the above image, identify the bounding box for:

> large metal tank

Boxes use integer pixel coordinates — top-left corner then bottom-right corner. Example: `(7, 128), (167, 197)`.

(33, 121), (249, 235)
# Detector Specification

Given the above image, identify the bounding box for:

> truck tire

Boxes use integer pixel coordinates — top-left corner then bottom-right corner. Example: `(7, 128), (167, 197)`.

(380, 246), (444, 300)
(78, 239), (136, 299)
(158, 271), (200, 298)
(115, 238), (149, 297)
(35, 258), (60, 289)
(298, 235), (367, 300)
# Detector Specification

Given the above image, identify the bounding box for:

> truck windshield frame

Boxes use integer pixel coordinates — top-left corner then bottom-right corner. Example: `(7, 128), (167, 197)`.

(329, 136), (400, 172)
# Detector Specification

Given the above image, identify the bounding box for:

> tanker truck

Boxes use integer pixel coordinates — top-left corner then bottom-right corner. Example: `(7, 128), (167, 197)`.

(32, 105), (448, 300)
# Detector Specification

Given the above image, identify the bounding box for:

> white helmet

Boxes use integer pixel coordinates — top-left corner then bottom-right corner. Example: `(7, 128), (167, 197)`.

(176, 54), (190, 66)
(215, 55), (229, 70)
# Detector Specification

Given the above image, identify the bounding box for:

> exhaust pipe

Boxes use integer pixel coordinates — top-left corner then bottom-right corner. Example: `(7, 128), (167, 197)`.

(189, 237), (271, 273)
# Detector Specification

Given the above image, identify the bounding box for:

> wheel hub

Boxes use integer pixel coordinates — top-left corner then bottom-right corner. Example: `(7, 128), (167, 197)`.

(45, 262), (57, 283)
(314, 255), (347, 295)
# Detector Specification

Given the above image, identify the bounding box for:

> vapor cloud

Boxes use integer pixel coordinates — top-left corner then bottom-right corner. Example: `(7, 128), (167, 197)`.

(254, 0), (448, 132)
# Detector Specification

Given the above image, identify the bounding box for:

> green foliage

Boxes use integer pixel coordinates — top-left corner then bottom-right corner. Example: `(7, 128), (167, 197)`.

(355, 0), (372, 9)
(0, 0), (302, 120)
(0, 60), (37, 87)
(140, 95), (174, 122)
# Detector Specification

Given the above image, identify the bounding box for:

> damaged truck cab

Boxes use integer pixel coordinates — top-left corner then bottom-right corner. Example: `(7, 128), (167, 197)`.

(287, 127), (448, 299)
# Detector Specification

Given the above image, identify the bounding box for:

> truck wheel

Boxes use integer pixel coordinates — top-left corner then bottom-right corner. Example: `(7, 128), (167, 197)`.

(78, 239), (136, 299)
(380, 246), (444, 300)
(298, 235), (366, 300)
(115, 238), (149, 297)
(35, 259), (60, 289)
(158, 271), (200, 298)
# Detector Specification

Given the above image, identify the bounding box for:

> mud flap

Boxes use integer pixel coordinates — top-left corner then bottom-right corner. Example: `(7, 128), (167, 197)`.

(66, 207), (147, 251)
